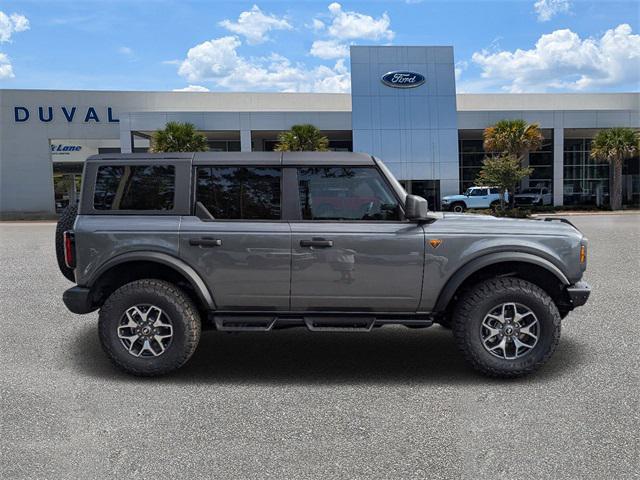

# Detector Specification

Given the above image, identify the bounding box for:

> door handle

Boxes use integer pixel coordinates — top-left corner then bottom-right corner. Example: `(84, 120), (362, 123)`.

(189, 237), (222, 247)
(300, 238), (333, 248)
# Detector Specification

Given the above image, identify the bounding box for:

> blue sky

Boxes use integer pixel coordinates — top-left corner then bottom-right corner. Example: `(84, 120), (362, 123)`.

(0, 0), (638, 93)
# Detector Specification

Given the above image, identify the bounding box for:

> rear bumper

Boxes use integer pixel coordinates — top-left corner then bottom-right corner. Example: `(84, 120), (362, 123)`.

(63, 286), (97, 314)
(566, 281), (591, 308)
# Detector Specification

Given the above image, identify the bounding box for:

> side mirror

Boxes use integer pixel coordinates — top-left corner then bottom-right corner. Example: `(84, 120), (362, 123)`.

(405, 194), (429, 221)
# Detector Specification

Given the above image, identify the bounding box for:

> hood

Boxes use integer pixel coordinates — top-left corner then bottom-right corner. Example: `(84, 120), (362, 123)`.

(515, 193), (541, 198)
(430, 212), (581, 237)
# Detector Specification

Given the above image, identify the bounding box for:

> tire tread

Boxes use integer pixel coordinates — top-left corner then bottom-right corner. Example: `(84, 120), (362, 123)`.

(452, 277), (561, 378)
(98, 279), (201, 376)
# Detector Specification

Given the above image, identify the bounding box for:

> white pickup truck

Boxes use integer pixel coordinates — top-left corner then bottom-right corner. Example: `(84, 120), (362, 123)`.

(441, 187), (507, 212)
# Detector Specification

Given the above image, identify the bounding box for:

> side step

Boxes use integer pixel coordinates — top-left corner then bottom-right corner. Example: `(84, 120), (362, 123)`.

(214, 315), (277, 332)
(303, 316), (375, 332)
(210, 313), (433, 332)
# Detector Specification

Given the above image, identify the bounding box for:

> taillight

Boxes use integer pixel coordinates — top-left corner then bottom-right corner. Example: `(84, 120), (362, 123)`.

(63, 231), (76, 269)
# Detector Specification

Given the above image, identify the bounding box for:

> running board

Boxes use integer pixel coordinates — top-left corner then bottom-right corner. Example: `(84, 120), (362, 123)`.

(210, 313), (433, 332)
(304, 316), (375, 332)
(214, 315), (277, 332)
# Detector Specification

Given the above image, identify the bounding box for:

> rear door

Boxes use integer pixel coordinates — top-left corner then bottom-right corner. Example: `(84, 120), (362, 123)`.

(288, 166), (425, 312)
(180, 164), (291, 310)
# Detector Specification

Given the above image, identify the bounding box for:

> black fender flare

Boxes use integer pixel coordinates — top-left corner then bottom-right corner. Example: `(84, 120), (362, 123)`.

(433, 251), (570, 312)
(87, 251), (215, 309)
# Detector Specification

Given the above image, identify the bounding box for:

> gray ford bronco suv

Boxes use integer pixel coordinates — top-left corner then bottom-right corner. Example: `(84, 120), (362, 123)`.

(58, 152), (590, 378)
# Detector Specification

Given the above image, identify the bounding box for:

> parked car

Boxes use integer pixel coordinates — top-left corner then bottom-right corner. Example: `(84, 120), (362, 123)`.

(515, 187), (553, 206)
(57, 152), (590, 378)
(441, 187), (507, 212)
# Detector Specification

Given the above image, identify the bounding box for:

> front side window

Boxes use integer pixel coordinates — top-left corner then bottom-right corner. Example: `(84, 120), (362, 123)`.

(468, 188), (486, 196)
(94, 165), (175, 211)
(298, 167), (400, 221)
(196, 167), (281, 220)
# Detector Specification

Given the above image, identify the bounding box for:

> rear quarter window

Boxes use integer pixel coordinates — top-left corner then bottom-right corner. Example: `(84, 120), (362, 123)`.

(93, 165), (175, 211)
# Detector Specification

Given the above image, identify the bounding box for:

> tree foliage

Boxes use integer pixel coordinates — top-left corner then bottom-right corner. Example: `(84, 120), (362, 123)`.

(275, 124), (329, 152)
(476, 155), (533, 209)
(590, 127), (639, 210)
(151, 122), (208, 153)
(483, 119), (544, 161)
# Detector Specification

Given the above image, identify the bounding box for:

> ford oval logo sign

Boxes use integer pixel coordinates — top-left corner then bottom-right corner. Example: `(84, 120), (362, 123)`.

(381, 71), (425, 88)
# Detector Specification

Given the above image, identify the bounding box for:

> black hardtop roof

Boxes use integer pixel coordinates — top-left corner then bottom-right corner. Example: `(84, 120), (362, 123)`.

(85, 151), (376, 166)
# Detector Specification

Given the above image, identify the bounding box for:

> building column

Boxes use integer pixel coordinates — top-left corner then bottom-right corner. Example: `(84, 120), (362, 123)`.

(553, 127), (564, 206)
(119, 115), (133, 153)
(240, 129), (252, 152)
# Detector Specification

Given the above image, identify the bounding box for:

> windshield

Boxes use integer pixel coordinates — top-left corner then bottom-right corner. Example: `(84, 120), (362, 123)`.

(520, 188), (539, 194)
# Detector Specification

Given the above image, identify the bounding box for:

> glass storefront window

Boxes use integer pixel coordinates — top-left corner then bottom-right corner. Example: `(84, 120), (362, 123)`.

(563, 136), (610, 206)
(458, 132), (554, 194)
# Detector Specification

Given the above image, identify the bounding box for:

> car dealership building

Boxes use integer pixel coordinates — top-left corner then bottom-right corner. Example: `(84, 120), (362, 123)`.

(1, 45), (638, 217)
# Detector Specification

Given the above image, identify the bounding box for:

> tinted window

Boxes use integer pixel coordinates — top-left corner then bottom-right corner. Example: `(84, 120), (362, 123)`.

(196, 167), (281, 220)
(298, 167), (400, 221)
(94, 165), (175, 211)
(468, 188), (487, 196)
(489, 188), (500, 194)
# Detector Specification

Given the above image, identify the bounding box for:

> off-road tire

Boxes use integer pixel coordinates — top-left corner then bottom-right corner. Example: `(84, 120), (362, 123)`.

(452, 277), (561, 378)
(55, 204), (78, 282)
(99, 279), (201, 376)
(451, 202), (466, 213)
(490, 200), (502, 211)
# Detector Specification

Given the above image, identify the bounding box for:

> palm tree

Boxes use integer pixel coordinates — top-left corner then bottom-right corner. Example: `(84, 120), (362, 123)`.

(590, 127), (639, 210)
(483, 119), (544, 160)
(151, 122), (208, 152)
(483, 119), (544, 207)
(274, 124), (329, 152)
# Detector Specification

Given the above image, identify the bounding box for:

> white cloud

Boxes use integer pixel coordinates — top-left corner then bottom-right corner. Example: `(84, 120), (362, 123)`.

(0, 11), (29, 43)
(311, 18), (325, 32)
(0, 52), (14, 79)
(534, 0), (571, 22)
(177, 35), (350, 93)
(310, 39), (349, 59)
(173, 85), (210, 92)
(118, 46), (134, 56)
(219, 5), (291, 45)
(471, 24), (640, 92)
(325, 2), (394, 41)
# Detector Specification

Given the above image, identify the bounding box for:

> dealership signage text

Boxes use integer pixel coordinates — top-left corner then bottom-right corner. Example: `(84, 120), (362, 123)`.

(14, 106), (119, 123)
(381, 71), (426, 88)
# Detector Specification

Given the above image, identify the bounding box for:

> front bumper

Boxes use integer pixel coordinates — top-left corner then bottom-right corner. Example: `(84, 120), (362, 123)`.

(566, 281), (591, 308)
(63, 286), (97, 314)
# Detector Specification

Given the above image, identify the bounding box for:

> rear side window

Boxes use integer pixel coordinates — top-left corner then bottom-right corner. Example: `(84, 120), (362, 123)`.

(297, 167), (400, 221)
(93, 165), (175, 211)
(195, 167), (281, 220)
(489, 188), (500, 194)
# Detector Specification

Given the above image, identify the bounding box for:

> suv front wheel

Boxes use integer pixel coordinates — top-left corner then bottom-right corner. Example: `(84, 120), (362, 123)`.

(98, 279), (201, 376)
(452, 277), (561, 378)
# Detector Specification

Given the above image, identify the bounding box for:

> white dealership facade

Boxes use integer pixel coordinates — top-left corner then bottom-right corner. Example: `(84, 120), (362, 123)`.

(1, 45), (638, 217)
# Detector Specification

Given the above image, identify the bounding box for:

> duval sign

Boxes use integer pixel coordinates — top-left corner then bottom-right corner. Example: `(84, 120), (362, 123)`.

(381, 71), (425, 88)
(14, 106), (119, 123)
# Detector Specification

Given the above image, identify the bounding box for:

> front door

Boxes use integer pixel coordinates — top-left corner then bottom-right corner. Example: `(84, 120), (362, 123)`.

(289, 167), (425, 312)
(180, 166), (291, 310)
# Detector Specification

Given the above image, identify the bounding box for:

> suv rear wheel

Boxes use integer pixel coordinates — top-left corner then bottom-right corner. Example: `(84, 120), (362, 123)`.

(452, 277), (561, 378)
(98, 279), (201, 376)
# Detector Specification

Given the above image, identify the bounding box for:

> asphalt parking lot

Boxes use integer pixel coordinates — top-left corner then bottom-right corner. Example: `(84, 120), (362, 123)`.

(1, 214), (638, 479)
